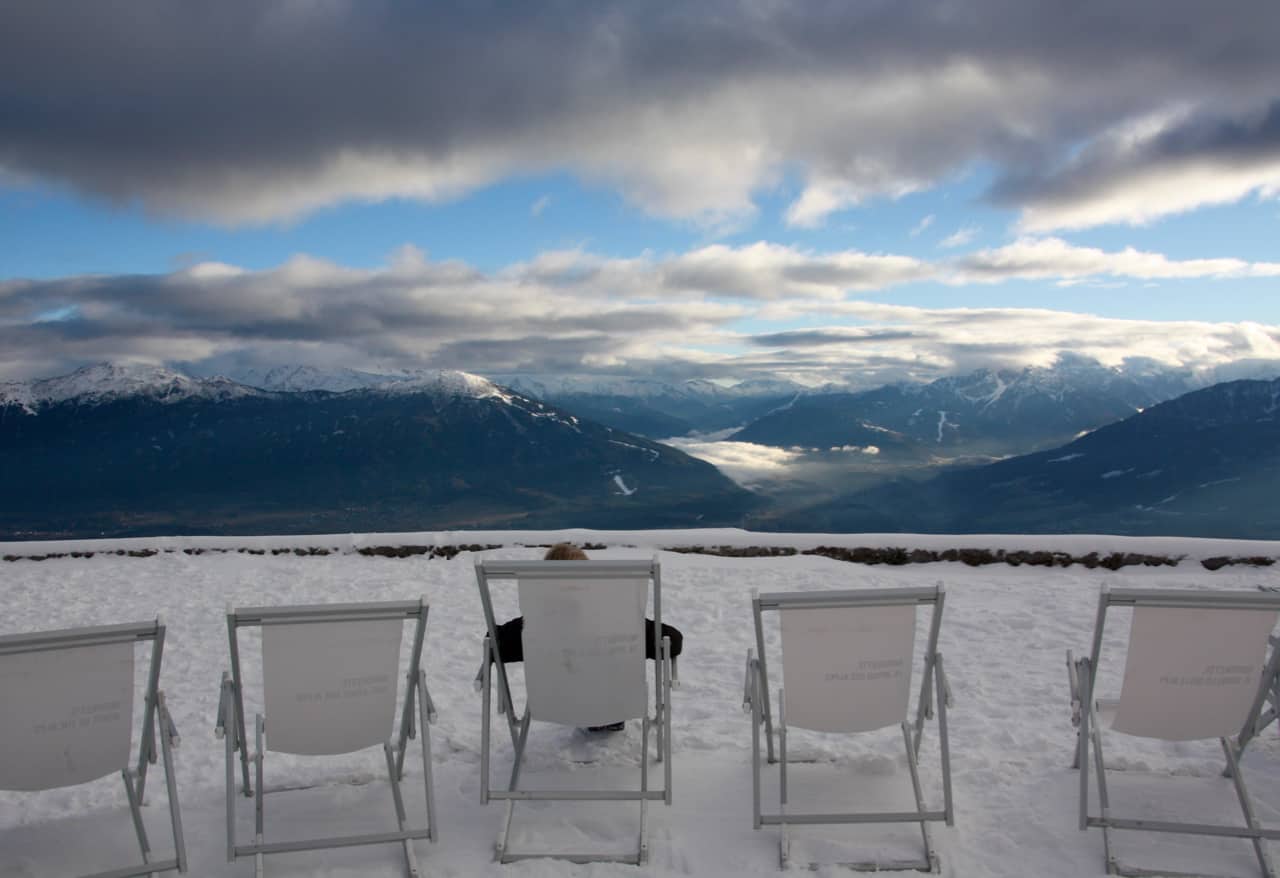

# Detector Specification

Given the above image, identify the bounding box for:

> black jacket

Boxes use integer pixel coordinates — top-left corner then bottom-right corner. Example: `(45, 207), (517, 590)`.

(491, 616), (684, 663)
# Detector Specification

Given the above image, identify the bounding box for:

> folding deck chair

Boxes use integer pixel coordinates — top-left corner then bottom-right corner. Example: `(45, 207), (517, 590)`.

(743, 585), (954, 871)
(1068, 586), (1280, 878)
(1237, 631), (1280, 764)
(0, 618), (187, 878)
(216, 599), (438, 877)
(474, 557), (673, 864)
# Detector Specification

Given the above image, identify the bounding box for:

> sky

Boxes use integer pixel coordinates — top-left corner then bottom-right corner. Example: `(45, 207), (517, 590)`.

(2, 1), (1279, 387)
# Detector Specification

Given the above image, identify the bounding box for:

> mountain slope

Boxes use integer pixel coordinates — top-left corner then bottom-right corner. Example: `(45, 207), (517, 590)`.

(495, 375), (804, 438)
(779, 378), (1280, 538)
(732, 357), (1193, 457)
(0, 366), (754, 538)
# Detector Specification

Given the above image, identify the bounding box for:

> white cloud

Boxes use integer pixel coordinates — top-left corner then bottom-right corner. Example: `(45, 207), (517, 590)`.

(940, 226), (980, 248)
(910, 214), (936, 237)
(530, 195), (551, 217)
(958, 237), (1280, 282)
(661, 437), (803, 486)
(3, 241), (1279, 389)
(1017, 158), (1280, 232)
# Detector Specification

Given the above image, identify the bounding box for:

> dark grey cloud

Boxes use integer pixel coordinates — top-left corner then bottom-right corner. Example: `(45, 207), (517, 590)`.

(993, 100), (1280, 229)
(748, 329), (919, 348)
(3, 1), (1279, 225)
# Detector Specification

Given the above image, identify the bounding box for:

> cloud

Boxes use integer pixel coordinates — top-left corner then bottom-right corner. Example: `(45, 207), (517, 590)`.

(958, 237), (1280, 282)
(530, 195), (551, 217)
(910, 214), (935, 237)
(660, 436), (804, 487)
(2, 3), (1279, 227)
(995, 101), (1280, 231)
(3, 241), (1279, 387)
(940, 226), (980, 248)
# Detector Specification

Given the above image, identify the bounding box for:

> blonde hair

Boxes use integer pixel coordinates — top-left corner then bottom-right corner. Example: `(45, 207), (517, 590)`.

(544, 542), (588, 561)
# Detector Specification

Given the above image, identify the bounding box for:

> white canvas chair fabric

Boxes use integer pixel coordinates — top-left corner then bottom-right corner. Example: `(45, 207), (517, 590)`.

(475, 557), (672, 865)
(1068, 586), (1280, 878)
(217, 600), (437, 877)
(0, 619), (187, 878)
(744, 586), (953, 872)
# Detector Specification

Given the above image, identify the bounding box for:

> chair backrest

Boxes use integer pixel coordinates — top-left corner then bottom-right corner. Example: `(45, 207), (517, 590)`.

(1099, 589), (1280, 741)
(230, 601), (426, 756)
(0, 621), (160, 792)
(755, 586), (942, 734)
(477, 558), (660, 728)
(780, 603), (917, 733)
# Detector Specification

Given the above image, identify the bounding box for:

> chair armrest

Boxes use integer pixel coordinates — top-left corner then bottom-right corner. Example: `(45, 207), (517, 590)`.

(743, 649), (757, 716)
(936, 651), (953, 708)
(157, 690), (181, 750)
(420, 669), (438, 723)
(214, 671), (232, 741)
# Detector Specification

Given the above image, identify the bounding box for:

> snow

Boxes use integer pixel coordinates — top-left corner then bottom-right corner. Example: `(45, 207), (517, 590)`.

(3, 363), (522, 414)
(0, 363), (265, 412)
(3, 528), (1280, 878)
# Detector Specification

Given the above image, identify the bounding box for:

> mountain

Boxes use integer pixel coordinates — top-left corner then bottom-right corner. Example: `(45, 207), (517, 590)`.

(493, 375), (805, 438)
(0, 362), (264, 413)
(775, 378), (1280, 538)
(731, 356), (1194, 458)
(0, 364), (754, 539)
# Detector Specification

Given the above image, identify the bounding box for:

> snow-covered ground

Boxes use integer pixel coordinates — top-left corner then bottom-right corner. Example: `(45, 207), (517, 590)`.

(3, 528), (1280, 878)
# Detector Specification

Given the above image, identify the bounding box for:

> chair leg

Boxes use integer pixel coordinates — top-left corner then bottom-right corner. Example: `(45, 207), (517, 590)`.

(508, 707), (531, 792)
(417, 674), (437, 843)
(254, 715), (265, 878)
(495, 800), (516, 862)
(640, 713), (651, 864)
(1221, 737), (1277, 878)
(156, 693), (188, 873)
(383, 743), (421, 878)
(122, 768), (153, 868)
(1089, 719), (1116, 874)
(902, 722), (939, 872)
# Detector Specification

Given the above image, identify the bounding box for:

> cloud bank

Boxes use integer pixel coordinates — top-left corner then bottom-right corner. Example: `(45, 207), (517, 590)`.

(2, 2), (1278, 229)
(3, 241), (1277, 386)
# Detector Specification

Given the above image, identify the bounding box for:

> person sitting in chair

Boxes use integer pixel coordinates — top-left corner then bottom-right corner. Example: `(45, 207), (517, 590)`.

(489, 542), (684, 732)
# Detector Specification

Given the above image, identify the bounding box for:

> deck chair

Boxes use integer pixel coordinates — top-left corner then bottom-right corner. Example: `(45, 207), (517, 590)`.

(216, 599), (438, 876)
(1237, 631), (1280, 763)
(743, 585), (954, 871)
(1067, 586), (1280, 878)
(474, 557), (673, 864)
(0, 618), (187, 877)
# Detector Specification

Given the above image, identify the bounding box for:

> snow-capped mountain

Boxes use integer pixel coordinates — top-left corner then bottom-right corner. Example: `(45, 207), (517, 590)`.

(731, 356), (1196, 456)
(784, 377), (1280, 538)
(0, 362), (265, 414)
(232, 364), (512, 401)
(0, 363), (752, 539)
(492, 374), (805, 438)
(1, 363), (522, 415)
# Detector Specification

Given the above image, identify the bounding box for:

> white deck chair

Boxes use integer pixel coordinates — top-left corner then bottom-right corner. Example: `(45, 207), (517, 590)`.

(474, 557), (673, 864)
(0, 619), (187, 877)
(216, 599), (438, 877)
(1236, 630), (1280, 764)
(743, 585), (954, 871)
(1068, 586), (1280, 878)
